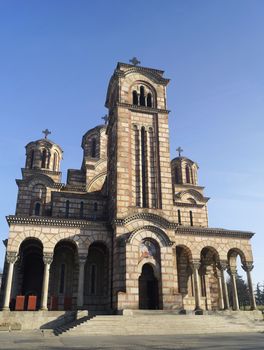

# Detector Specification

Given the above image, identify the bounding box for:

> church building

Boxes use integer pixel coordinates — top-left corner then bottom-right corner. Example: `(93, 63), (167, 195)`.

(1, 61), (257, 314)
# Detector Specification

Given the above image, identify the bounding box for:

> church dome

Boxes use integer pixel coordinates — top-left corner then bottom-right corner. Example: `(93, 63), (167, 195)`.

(81, 124), (107, 160)
(171, 154), (198, 185)
(25, 130), (63, 172)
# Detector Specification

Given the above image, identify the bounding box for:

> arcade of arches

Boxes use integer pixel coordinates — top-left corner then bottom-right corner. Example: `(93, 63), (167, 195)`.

(2, 235), (256, 312)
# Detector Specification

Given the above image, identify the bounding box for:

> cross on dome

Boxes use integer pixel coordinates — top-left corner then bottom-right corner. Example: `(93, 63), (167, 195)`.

(102, 114), (108, 124)
(129, 57), (141, 66)
(176, 146), (183, 157)
(42, 129), (51, 139)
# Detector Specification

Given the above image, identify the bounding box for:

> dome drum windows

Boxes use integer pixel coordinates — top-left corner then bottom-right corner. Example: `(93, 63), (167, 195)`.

(131, 84), (155, 108)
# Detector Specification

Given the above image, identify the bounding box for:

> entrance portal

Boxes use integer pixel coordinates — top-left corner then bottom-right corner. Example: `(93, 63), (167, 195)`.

(139, 264), (159, 309)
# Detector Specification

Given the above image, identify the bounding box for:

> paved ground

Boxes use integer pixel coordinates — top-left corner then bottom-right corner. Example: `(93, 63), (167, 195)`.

(0, 332), (263, 349)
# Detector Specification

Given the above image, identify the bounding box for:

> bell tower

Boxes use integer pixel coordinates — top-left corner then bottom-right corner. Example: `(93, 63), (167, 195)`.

(105, 61), (173, 220)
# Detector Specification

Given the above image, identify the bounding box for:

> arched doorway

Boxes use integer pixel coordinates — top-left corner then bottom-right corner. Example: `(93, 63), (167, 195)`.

(17, 238), (44, 309)
(139, 264), (159, 309)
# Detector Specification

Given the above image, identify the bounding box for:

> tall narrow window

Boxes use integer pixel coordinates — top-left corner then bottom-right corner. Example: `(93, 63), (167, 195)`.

(34, 202), (41, 216)
(141, 127), (148, 207)
(178, 209), (181, 225)
(53, 152), (58, 171)
(134, 126), (141, 207)
(147, 93), (152, 107)
(30, 150), (34, 169)
(91, 138), (96, 158)
(190, 211), (193, 226)
(41, 150), (47, 168)
(186, 166), (191, 183)
(175, 167), (179, 183)
(59, 264), (65, 294)
(80, 201), (84, 219)
(139, 86), (145, 106)
(132, 90), (138, 105)
(190, 168), (194, 184)
(47, 152), (50, 169)
(65, 200), (70, 218)
(91, 264), (96, 295)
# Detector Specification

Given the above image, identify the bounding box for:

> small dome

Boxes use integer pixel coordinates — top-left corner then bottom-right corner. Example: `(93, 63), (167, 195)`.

(171, 156), (198, 186)
(25, 136), (63, 172)
(81, 125), (107, 160)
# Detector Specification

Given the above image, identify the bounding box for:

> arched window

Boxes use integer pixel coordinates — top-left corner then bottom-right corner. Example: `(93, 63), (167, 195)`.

(93, 202), (98, 212)
(186, 166), (191, 184)
(65, 200), (70, 218)
(80, 201), (84, 219)
(41, 149), (47, 168)
(190, 211), (193, 226)
(147, 93), (152, 107)
(178, 209), (181, 225)
(30, 150), (34, 169)
(59, 263), (65, 294)
(34, 202), (41, 216)
(139, 86), (145, 106)
(90, 264), (96, 295)
(132, 90), (138, 105)
(53, 152), (58, 171)
(141, 127), (147, 208)
(175, 167), (179, 183)
(91, 138), (96, 158)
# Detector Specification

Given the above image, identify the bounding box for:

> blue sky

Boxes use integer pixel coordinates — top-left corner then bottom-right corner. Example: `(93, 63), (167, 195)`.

(0, 0), (263, 284)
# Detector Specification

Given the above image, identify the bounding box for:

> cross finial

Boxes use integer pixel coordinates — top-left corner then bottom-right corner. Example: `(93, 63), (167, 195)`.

(176, 146), (183, 157)
(129, 57), (141, 66)
(102, 114), (108, 125)
(42, 129), (51, 139)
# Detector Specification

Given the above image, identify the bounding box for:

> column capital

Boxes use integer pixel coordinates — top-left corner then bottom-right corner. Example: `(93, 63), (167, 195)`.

(78, 254), (87, 265)
(6, 251), (18, 264)
(192, 259), (201, 270)
(227, 266), (237, 275)
(242, 262), (254, 272)
(218, 260), (228, 271)
(43, 252), (53, 265)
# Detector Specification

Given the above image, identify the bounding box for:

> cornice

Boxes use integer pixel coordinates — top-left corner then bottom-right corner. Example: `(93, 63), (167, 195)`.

(117, 62), (165, 75)
(61, 185), (87, 193)
(175, 226), (254, 239)
(174, 202), (205, 208)
(116, 102), (170, 114)
(6, 215), (109, 228)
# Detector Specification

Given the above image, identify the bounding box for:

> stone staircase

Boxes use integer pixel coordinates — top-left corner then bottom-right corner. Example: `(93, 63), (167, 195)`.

(54, 310), (264, 336)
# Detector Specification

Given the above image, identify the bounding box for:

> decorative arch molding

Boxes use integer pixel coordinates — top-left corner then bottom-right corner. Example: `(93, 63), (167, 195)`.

(176, 244), (193, 262)
(122, 67), (169, 86)
(7, 232), (55, 254)
(87, 170), (107, 192)
(176, 189), (206, 203)
(24, 174), (55, 188)
(128, 225), (173, 247)
(137, 258), (160, 279)
(228, 247), (247, 266)
(117, 212), (174, 230)
(94, 159), (107, 171)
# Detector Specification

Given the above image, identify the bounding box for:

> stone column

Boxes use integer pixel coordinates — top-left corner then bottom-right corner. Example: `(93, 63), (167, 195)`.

(192, 260), (202, 312)
(40, 253), (53, 311)
(2, 252), (18, 311)
(242, 262), (257, 310)
(216, 268), (224, 310)
(77, 254), (87, 309)
(228, 266), (239, 311)
(219, 261), (230, 309)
